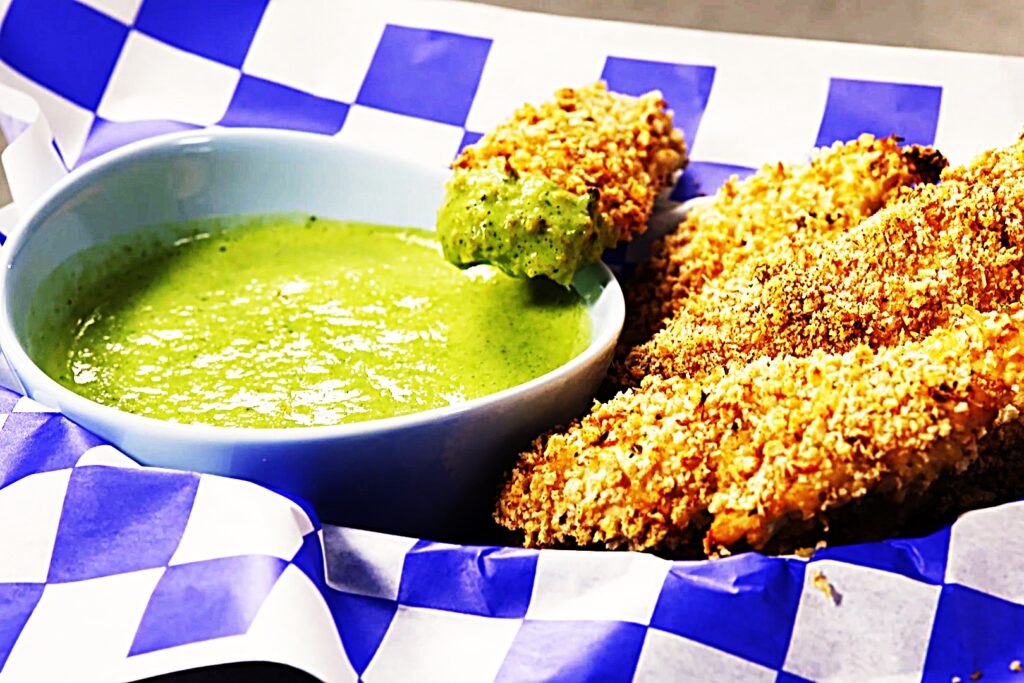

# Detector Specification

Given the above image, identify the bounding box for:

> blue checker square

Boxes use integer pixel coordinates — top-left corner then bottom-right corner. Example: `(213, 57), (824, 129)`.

(398, 541), (537, 618)
(130, 555), (286, 655)
(457, 130), (483, 157)
(135, 0), (269, 68)
(650, 554), (805, 670)
(357, 25), (492, 127)
(496, 620), (647, 682)
(815, 526), (951, 585)
(289, 529), (326, 583)
(325, 591), (397, 675)
(0, 413), (105, 489)
(47, 466), (199, 583)
(0, 583), (45, 672)
(672, 160), (755, 202)
(0, 0), (128, 109)
(921, 584), (1024, 681)
(220, 75), (349, 135)
(815, 77), (942, 148)
(602, 56), (716, 145)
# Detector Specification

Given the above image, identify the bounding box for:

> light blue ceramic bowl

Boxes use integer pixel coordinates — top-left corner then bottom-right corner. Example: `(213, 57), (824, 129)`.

(0, 129), (625, 540)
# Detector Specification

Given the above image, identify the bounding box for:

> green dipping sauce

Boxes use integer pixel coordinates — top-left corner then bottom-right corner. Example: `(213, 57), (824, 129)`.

(436, 167), (619, 286)
(29, 216), (591, 429)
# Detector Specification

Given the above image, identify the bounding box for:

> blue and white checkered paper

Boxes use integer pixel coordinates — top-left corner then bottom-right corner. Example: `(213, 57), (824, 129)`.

(2, 1), (1024, 680)
(1, 390), (1023, 682)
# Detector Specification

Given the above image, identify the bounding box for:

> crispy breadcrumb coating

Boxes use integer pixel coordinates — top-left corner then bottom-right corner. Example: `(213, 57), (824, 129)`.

(453, 81), (687, 241)
(619, 135), (946, 351)
(625, 133), (1024, 383)
(768, 407), (1024, 554)
(497, 134), (1024, 555)
(495, 305), (1024, 554)
(706, 306), (1024, 551)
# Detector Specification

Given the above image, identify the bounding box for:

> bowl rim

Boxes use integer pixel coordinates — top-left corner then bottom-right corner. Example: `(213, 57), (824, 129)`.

(0, 127), (626, 444)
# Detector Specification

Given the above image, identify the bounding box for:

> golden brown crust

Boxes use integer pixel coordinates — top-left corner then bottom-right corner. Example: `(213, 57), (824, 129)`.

(454, 82), (687, 241)
(618, 135), (947, 356)
(705, 307), (1023, 552)
(495, 305), (1024, 554)
(624, 133), (1024, 383)
(495, 133), (1024, 556)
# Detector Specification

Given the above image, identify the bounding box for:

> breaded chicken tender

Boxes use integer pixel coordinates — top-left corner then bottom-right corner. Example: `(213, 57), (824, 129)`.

(495, 305), (1024, 554)
(454, 81), (687, 241)
(438, 82), (687, 285)
(625, 133), (1024, 383)
(497, 134), (1024, 555)
(619, 135), (946, 351)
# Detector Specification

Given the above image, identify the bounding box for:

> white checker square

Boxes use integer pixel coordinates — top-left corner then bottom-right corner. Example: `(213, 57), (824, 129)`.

(2, 568), (165, 681)
(525, 550), (669, 625)
(245, 565), (358, 683)
(0, 468), (71, 582)
(334, 104), (464, 168)
(0, 83), (68, 210)
(933, 71), (1024, 165)
(0, 60), (94, 168)
(76, 0), (143, 24)
(243, 0), (386, 103)
(687, 64), (830, 168)
(946, 500), (1024, 605)
(783, 560), (940, 682)
(323, 525), (418, 601)
(75, 445), (140, 468)
(120, 635), (249, 682)
(98, 31), (240, 125)
(362, 606), (520, 683)
(635, 628), (777, 683)
(464, 29), (606, 133)
(169, 475), (312, 566)
(11, 395), (57, 413)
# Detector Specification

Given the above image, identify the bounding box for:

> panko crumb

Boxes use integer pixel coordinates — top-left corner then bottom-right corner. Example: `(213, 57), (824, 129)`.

(795, 540), (830, 559)
(811, 570), (842, 606)
(454, 81), (687, 242)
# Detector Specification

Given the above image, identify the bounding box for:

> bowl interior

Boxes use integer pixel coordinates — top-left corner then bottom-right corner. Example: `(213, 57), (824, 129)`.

(0, 129), (625, 538)
(3, 130), (621, 428)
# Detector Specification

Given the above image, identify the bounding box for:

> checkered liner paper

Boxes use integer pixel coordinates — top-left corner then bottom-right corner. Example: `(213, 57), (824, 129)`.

(2, 1), (1024, 681)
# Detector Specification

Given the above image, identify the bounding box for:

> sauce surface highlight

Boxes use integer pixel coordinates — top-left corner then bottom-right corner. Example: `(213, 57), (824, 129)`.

(31, 216), (591, 428)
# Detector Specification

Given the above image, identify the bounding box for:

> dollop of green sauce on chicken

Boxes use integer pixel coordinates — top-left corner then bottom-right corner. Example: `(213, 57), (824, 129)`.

(436, 166), (618, 286)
